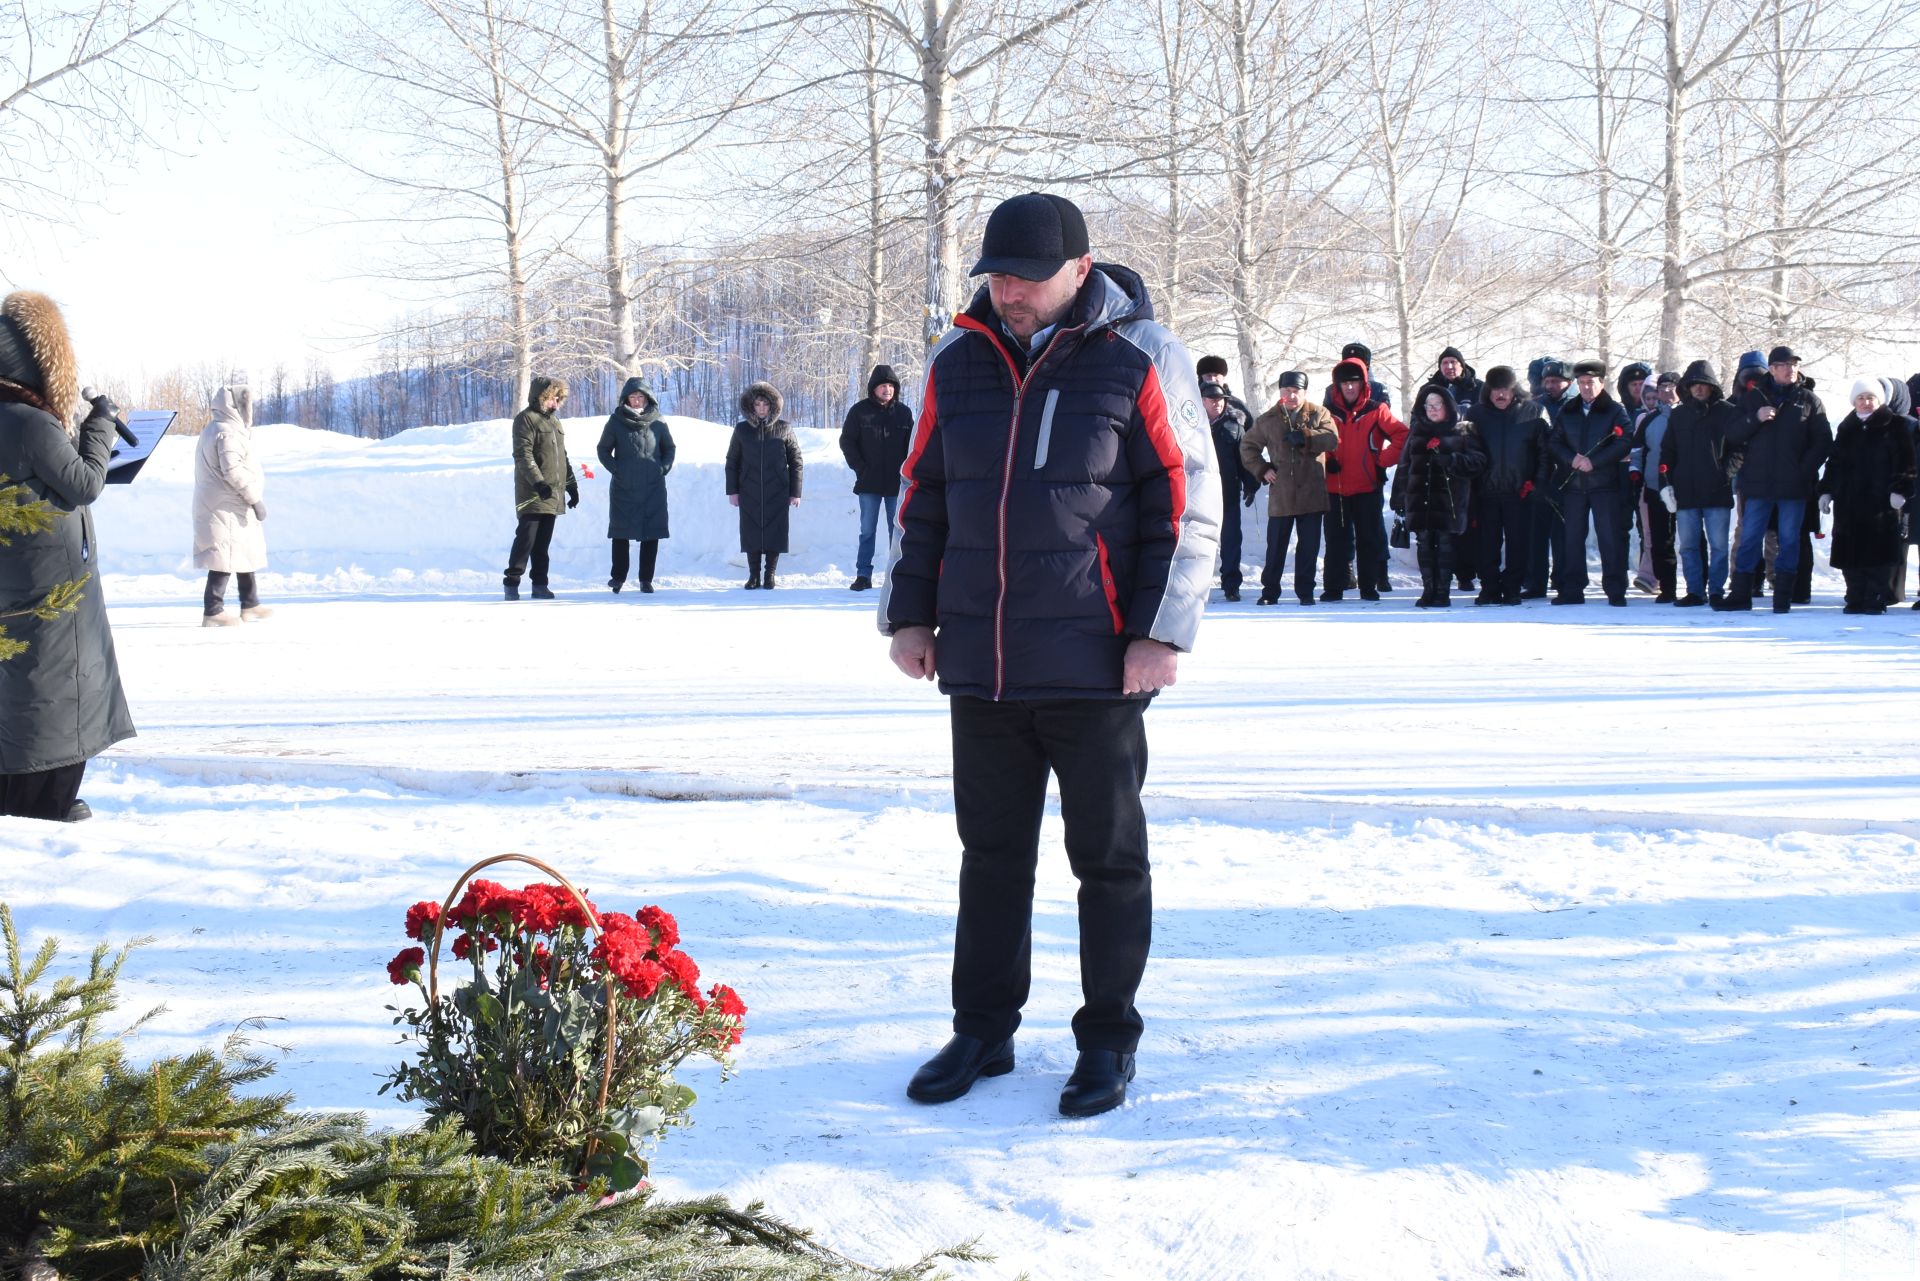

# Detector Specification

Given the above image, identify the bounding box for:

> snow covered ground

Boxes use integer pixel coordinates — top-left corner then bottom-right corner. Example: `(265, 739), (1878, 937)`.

(6, 420), (1920, 1279)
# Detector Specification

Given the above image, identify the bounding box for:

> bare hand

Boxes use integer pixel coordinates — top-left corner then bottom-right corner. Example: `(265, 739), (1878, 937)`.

(1571, 454), (1594, 473)
(728, 494), (739, 507)
(889, 626), (937, 680)
(1122, 637), (1177, 696)
(1757, 406), (1776, 422)
(1262, 468), (1276, 484)
(790, 497), (801, 507)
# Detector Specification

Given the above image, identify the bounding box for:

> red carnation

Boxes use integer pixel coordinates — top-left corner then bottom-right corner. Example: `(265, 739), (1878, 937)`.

(450, 879), (522, 927)
(387, 947), (425, 985)
(637, 905), (680, 951)
(1612, 425), (1624, 436)
(661, 949), (702, 1004)
(616, 957), (667, 1000)
(404, 900), (442, 942)
(706, 983), (746, 1047)
(515, 883), (572, 934)
(450, 932), (499, 961)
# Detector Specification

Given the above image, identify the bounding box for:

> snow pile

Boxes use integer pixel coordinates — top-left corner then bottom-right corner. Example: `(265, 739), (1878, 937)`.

(94, 416), (874, 597)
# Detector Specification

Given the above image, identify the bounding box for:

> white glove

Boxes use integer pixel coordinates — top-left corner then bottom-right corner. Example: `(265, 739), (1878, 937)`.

(1819, 493), (1832, 515)
(1660, 486), (1677, 514)
(1892, 493), (1907, 511)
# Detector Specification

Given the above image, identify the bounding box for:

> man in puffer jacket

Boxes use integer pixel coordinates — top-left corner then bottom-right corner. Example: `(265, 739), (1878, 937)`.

(1197, 355), (1259, 600)
(1659, 361), (1740, 606)
(1724, 345), (1831, 612)
(1465, 366), (1548, 604)
(1547, 359), (1635, 605)
(838, 363), (915, 591)
(1321, 356), (1407, 601)
(880, 193), (1217, 1121)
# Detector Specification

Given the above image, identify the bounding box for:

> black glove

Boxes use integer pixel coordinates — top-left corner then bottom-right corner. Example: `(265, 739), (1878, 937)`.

(1242, 490), (1257, 508)
(566, 484), (580, 510)
(88, 392), (123, 423)
(1326, 456), (1343, 475)
(535, 482), (554, 501)
(1284, 427), (1306, 448)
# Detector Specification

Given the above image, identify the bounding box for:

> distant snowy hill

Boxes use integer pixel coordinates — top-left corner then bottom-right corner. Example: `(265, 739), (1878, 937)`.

(95, 415), (867, 598)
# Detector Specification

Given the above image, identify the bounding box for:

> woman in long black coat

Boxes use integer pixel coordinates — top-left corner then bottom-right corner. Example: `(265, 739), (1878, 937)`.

(0, 290), (134, 821)
(725, 381), (804, 589)
(1819, 380), (1915, 614)
(596, 376), (675, 593)
(1391, 383), (1488, 608)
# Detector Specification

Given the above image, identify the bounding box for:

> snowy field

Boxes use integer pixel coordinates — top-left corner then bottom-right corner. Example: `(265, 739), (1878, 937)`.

(6, 419), (1920, 1280)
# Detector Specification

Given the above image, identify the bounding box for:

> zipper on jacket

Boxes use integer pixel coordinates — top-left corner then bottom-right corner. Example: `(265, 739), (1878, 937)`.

(1033, 389), (1060, 469)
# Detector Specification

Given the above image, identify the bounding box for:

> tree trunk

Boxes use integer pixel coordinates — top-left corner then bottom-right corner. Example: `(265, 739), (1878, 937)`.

(920, 0), (960, 346)
(862, 12), (885, 373)
(1656, 0), (1688, 373)
(601, 0), (637, 376)
(1226, 0), (1264, 413)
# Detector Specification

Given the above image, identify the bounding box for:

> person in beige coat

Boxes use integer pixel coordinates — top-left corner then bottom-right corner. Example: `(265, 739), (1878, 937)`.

(1238, 370), (1338, 605)
(193, 385), (271, 626)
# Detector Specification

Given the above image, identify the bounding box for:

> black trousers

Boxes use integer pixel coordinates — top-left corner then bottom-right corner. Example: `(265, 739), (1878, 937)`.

(1262, 512), (1322, 601)
(1562, 489), (1628, 600)
(610, 539), (659, 586)
(1218, 471), (1245, 592)
(1474, 495), (1531, 596)
(203, 571), (259, 616)
(505, 514), (557, 585)
(1643, 498), (1677, 593)
(1324, 488), (1386, 593)
(1416, 531), (1456, 590)
(1, 762), (85, 819)
(1524, 490), (1564, 594)
(949, 695), (1151, 1053)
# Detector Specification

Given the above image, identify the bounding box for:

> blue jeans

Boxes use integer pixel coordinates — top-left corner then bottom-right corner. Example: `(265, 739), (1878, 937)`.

(1734, 498), (1805, 576)
(857, 492), (897, 577)
(1675, 507), (1731, 598)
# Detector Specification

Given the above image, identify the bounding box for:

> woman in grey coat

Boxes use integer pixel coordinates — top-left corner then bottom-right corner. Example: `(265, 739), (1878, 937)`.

(0, 290), (135, 821)
(725, 381), (803, 589)
(595, 376), (675, 593)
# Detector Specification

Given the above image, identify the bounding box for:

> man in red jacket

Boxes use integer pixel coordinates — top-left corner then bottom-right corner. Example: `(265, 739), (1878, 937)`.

(1321, 357), (1408, 600)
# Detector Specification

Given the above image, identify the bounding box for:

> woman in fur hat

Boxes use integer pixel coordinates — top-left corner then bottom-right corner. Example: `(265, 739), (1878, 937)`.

(725, 382), (803, 589)
(0, 290), (135, 821)
(193, 385), (272, 625)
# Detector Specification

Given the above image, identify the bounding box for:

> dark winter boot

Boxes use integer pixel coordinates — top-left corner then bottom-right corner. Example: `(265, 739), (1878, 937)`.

(608, 578), (623, 594)
(850, 576), (873, 592)
(503, 577), (520, 601)
(1719, 571), (1754, 611)
(762, 554), (779, 589)
(1772, 591), (1790, 614)
(745, 554), (762, 589)
(530, 584), (555, 600)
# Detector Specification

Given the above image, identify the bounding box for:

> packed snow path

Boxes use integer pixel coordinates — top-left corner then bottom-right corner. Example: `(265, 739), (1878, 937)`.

(8, 589), (1919, 1281)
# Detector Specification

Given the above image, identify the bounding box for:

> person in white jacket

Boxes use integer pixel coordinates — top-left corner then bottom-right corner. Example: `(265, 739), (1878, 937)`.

(192, 385), (271, 626)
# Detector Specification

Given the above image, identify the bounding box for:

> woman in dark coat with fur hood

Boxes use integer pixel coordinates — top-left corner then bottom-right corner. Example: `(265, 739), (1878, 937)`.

(1819, 380), (1916, 614)
(596, 376), (674, 593)
(726, 381), (804, 588)
(1392, 383), (1488, 608)
(0, 290), (135, 821)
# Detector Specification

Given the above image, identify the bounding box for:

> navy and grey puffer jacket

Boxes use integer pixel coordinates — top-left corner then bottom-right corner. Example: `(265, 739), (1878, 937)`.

(878, 263), (1220, 701)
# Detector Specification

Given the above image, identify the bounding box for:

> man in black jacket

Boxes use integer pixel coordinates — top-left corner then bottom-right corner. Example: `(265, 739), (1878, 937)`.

(1197, 357), (1259, 600)
(1523, 358), (1574, 597)
(1724, 345), (1832, 612)
(838, 364), (916, 591)
(1466, 366), (1547, 604)
(1658, 361), (1740, 607)
(880, 193), (1217, 1119)
(1548, 359), (1635, 605)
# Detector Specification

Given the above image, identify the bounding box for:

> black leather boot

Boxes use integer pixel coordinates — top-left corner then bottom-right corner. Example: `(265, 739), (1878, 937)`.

(906, 1034), (1014, 1103)
(1058, 1050), (1136, 1118)
(744, 553), (762, 589)
(762, 553), (779, 589)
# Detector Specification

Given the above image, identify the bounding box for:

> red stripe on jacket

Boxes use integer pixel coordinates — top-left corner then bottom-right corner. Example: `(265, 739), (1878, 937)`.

(1135, 362), (1187, 543)
(896, 367), (939, 531)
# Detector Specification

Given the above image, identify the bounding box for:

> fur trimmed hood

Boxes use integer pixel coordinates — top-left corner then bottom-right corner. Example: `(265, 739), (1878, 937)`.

(740, 381), (784, 421)
(0, 290), (79, 429)
(526, 375), (568, 412)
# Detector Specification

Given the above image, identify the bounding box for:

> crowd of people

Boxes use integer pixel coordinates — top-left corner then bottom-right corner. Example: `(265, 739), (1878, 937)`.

(1213, 343), (1918, 613)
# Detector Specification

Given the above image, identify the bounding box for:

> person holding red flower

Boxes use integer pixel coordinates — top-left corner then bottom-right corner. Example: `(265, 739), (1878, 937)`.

(1546, 359), (1636, 605)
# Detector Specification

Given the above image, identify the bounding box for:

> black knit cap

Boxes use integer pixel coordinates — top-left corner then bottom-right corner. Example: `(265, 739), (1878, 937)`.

(1196, 355), (1229, 378)
(1571, 358), (1607, 377)
(1484, 366), (1517, 392)
(1276, 370), (1309, 391)
(969, 192), (1090, 280)
(1439, 346), (1465, 364)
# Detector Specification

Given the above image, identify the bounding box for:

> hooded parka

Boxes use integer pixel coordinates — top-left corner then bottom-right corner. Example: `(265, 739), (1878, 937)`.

(1240, 400), (1338, 517)
(1392, 386), (1489, 535)
(512, 376), (576, 517)
(726, 382), (804, 554)
(596, 377), (674, 541)
(1820, 406), (1916, 569)
(1657, 362), (1738, 510)
(0, 290), (136, 775)
(838, 365), (915, 495)
(1324, 358), (1409, 496)
(192, 387), (268, 572)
